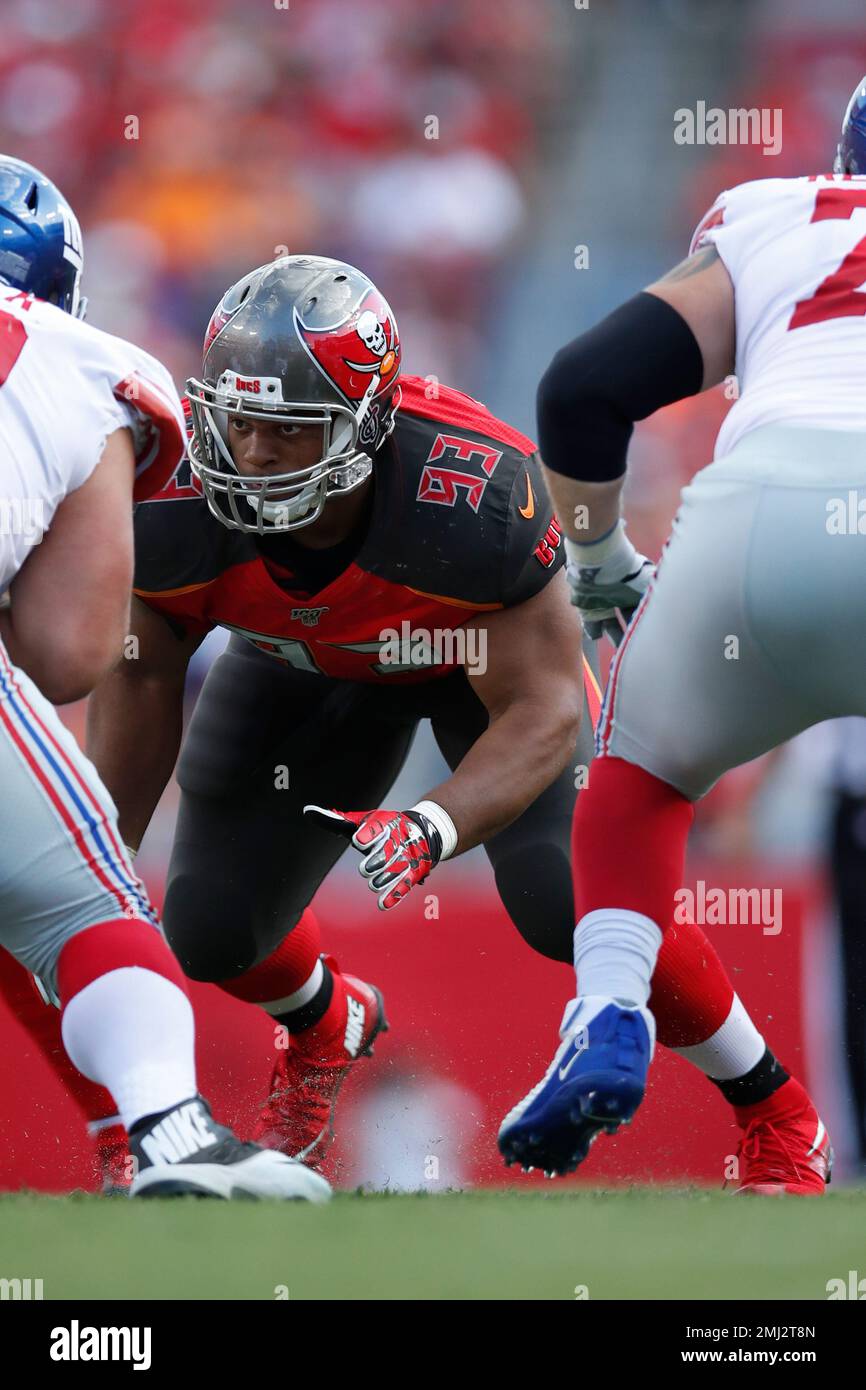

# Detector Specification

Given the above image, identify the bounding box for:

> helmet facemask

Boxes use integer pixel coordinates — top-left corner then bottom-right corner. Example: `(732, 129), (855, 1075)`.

(186, 371), (379, 535)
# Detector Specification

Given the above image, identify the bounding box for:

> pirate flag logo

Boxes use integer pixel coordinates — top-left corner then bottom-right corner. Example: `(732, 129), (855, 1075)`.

(295, 287), (401, 416)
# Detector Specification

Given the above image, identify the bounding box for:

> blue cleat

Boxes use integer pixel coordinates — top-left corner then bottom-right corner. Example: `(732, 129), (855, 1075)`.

(498, 995), (655, 1177)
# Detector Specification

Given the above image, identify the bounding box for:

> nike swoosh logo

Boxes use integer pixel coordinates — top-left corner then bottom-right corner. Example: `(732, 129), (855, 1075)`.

(558, 1047), (582, 1082)
(518, 473), (535, 519)
(557, 1028), (588, 1081)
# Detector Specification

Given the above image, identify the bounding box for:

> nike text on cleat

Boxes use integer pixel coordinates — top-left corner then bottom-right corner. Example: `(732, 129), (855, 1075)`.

(343, 995), (366, 1058)
(498, 995), (654, 1177)
(128, 1096), (331, 1202)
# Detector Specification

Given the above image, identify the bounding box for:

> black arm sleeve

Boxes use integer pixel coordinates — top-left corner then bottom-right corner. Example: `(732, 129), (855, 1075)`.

(536, 291), (704, 482)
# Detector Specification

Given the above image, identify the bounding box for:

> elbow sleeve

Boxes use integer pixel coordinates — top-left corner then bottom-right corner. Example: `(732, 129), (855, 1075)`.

(536, 291), (704, 482)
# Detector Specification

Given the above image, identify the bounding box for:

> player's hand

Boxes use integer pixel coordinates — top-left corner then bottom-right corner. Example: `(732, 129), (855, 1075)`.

(565, 521), (654, 644)
(303, 805), (442, 911)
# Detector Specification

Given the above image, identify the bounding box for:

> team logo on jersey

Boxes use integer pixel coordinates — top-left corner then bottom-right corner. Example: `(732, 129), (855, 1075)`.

(295, 289), (400, 409)
(534, 517), (562, 568)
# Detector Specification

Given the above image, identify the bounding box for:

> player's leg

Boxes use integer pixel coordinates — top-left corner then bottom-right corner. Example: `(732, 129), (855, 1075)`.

(829, 790), (866, 1167)
(164, 637), (416, 975)
(0, 949), (129, 1191)
(431, 652), (825, 1186)
(501, 446), (862, 1176)
(162, 638), (414, 1161)
(0, 642), (329, 1201)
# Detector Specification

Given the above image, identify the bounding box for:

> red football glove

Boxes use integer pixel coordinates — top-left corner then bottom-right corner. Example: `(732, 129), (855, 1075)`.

(304, 806), (441, 911)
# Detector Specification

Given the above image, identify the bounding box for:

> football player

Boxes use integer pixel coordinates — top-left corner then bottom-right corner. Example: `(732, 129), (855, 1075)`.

(496, 85), (866, 1186)
(0, 157), (329, 1202)
(77, 254), (826, 1189)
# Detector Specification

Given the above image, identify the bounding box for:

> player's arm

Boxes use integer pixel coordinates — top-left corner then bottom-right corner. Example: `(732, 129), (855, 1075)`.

(304, 572), (583, 910)
(426, 572), (582, 849)
(537, 245), (735, 636)
(85, 595), (204, 851)
(0, 427), (136, 704)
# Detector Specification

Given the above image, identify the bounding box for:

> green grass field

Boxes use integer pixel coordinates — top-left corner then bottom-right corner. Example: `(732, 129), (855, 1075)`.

(2, 1188), (864, 1300)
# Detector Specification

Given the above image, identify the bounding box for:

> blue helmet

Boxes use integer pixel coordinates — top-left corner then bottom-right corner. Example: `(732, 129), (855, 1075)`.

(0, 155), (85, 317)
(835, 76), (866, 175)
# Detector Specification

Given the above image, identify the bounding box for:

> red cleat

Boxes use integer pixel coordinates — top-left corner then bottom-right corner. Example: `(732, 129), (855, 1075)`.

(733, 1080), (832, 1196)
(251, 956), (388, 1167)
(89, 1118), (132, 1195)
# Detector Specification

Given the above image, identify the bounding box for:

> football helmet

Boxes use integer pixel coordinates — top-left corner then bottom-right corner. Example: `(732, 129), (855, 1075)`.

(0, 156), (85, 317)
(835, 75), (866, 174)
(186, 255), (402, 534)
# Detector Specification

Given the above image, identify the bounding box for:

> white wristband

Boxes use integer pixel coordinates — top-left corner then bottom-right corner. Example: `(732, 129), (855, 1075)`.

(411, 800), (458, 860)
(124, 844), (138, 861)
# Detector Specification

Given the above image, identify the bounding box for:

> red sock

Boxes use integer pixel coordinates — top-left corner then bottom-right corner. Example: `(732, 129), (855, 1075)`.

(57, 919), (189, 1003)
(572, 757), (742, 1046)
(650, 919), (735, 1049)
(573, 756), (694, 929)
(58, 920), (196, 1128)
(0, 947), (117, 1123)
(218, 908), (322, 1006)
(293, 955), (348, 1048)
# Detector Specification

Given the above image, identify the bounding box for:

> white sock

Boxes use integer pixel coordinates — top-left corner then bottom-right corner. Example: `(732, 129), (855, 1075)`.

(61, 968), (197, 1133)
(673, 993), (766, 1081)
(260, 957), (324, 1016)
(574, 908), (663, 1008)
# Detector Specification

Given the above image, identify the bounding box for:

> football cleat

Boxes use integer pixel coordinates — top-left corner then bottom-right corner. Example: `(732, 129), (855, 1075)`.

(128, 1096), (331, 1201)
(251, 957), (388, 1166)
(733, 1101), (833, 1197)
(498, 995), (655, 1176)
(89, 1117), (133, 1196)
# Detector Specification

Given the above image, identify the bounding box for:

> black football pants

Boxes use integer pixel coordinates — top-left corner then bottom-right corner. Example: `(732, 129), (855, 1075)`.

(163, 635), (596, 980)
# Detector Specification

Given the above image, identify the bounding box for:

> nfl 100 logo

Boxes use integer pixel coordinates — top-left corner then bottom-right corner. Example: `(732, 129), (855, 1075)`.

(291, 606), (329, 627)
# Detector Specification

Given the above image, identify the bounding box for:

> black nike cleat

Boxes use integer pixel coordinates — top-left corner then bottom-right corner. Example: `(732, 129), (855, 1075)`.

(128, 1096), (331, 1201)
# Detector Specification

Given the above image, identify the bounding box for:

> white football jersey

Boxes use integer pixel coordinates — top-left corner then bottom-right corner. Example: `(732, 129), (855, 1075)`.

(690, 175), (866, 458)
(0, 286), (185, 592)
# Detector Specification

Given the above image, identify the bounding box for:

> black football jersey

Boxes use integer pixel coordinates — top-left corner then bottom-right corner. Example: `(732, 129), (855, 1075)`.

(132, 374), (565, 684)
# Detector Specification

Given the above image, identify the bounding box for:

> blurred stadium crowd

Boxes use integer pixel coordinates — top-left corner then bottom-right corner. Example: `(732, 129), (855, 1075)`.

(0, 0), (566, 386)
